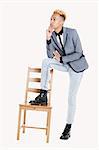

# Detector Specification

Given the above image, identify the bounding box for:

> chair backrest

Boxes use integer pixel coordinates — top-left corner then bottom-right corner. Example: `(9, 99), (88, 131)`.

(24, 67), (53, 105)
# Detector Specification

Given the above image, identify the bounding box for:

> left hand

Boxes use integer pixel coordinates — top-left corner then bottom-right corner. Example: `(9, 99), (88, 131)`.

(53, 50), (61, 61)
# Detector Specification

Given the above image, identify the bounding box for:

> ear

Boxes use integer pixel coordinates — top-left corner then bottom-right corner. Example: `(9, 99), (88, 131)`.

(60, 21), (64, 26)
(60, 18), (64, 25)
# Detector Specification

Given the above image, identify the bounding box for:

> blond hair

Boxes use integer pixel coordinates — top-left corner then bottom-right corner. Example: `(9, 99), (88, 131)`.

(52, 9), (66, 21)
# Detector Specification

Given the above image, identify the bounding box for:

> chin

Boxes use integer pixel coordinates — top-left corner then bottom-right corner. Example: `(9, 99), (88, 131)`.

(54, 27), (57, 30)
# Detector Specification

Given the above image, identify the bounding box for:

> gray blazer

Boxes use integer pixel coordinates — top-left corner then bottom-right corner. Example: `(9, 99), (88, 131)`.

(46, 27), (89, 73)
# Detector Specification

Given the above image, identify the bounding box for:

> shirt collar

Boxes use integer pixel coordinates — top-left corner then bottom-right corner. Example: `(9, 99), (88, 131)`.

(54, 27), (63, 36)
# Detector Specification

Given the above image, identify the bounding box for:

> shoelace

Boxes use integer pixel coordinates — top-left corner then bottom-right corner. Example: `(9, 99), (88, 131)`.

(41, 93), (45, 97)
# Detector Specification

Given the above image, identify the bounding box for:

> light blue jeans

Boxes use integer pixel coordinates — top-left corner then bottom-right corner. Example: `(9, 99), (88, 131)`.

(41, 58), (83, 124)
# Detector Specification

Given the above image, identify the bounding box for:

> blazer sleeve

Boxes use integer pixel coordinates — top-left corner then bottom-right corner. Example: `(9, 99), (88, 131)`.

(62, 29), (83, 64)
(46, 39), (55, 58)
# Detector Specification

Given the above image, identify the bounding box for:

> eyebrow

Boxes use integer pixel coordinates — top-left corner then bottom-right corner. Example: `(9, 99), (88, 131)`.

(51, 16), (56, 19)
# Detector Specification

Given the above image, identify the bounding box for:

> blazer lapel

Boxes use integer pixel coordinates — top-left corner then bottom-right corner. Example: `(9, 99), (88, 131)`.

(52, 31), (62, 50)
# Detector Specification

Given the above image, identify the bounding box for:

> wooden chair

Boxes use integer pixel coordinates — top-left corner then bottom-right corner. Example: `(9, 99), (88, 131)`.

(17, 67), (53, 143)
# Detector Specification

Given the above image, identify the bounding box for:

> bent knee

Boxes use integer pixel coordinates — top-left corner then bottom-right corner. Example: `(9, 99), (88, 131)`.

(42, 58), (52, 65)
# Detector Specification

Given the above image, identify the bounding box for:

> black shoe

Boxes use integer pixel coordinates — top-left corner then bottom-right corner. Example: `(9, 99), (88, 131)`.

(60, 124), (72, 140)
(60, 131), (70, 140)
(29, 89), (48, 106)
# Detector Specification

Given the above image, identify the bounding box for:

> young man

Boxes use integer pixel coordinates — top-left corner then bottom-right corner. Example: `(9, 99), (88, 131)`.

(29, 10), (88, 140)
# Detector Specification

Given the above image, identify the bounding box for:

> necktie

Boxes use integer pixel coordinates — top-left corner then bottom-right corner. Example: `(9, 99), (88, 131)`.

(57, 34), (65, 55)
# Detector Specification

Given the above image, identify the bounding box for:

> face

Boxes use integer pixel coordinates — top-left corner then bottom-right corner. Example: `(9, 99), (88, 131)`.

(50, 14), (64, 30)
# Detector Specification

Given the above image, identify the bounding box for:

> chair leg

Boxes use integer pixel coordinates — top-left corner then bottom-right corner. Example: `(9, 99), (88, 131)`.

(46, 110), (51, 143)
(17, 106), (22, 140)
(23, 109), (26, 133)
(46, 111), (49, 135)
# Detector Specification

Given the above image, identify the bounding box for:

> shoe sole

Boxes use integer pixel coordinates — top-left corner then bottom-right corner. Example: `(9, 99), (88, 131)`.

(30, 103), (47, 106)
(60, 135), (70, 140)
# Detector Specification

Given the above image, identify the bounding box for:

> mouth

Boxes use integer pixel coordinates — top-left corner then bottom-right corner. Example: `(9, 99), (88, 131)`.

(50, 24), (53, 28)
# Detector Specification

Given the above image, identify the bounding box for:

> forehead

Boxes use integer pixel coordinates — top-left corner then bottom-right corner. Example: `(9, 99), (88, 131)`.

(51, 14), (61, 19)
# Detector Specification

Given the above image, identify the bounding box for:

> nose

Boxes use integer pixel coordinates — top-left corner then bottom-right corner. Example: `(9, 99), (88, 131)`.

(50, 21), (53, 27)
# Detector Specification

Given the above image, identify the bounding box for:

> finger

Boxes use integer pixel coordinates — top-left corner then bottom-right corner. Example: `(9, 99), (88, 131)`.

(57, 52), (61, 57)
(48, 26), (53, 33)
(53, 51), (56, 55)
(56, 51), (60, 55)
(49, 25), (54, 31)
(53, 50), (58, 55)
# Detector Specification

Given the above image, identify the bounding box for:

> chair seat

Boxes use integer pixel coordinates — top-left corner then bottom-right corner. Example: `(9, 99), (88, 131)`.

(19, 103), (52, 111)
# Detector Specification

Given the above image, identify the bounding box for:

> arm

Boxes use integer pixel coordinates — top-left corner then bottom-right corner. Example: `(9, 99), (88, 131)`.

(46, 26), (55, 58)
(62, 29), (83, 64)
(46, 39), (55, 58)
